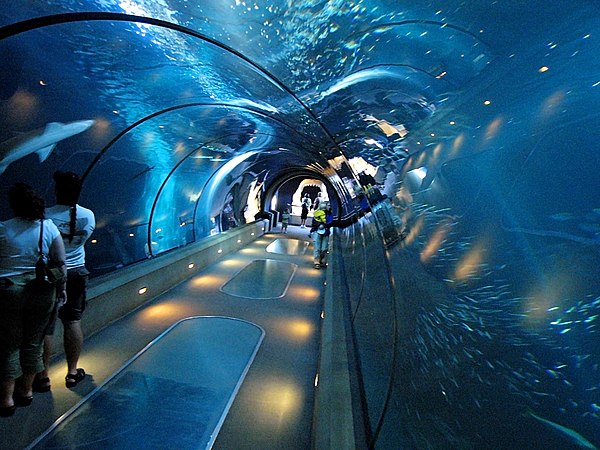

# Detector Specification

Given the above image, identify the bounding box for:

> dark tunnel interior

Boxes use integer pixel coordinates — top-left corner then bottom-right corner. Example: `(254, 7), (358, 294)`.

(1, 1), (600, 448)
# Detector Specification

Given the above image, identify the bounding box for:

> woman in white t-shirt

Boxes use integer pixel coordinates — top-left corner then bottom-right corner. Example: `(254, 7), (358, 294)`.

(0, 183), (66, 417)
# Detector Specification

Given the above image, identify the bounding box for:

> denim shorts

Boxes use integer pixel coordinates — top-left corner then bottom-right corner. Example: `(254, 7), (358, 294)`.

(45, 267), (89, 334)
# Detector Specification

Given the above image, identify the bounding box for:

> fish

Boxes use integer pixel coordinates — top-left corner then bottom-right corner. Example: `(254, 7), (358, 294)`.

(0, 119), (95, 175)
(549, 212), (575, 221)
(579, 222), (600, 233)
(128, 165), (155, 181)
(502, 225), (600, 245)
(528, 411), (598, 449)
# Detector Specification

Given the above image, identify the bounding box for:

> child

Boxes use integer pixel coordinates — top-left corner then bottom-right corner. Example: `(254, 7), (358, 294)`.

(281, 208), (290, 233)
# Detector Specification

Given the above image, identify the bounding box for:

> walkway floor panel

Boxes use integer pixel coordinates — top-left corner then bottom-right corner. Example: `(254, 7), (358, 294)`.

(221, 259), (297, 299)
(266, 238), (309, 255)
(29, 317), (264, 450)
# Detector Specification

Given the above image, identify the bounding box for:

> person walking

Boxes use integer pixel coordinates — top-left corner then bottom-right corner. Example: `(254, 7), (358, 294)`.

(310, 202), (333, 269)
(0, 183), (66, 416)
(281, 208), (290, 233)
(35, 171), (95, 391)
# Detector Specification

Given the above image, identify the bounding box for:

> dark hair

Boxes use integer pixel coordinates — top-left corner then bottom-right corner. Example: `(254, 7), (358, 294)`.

(8, 183), (45, 220)
(54, 171), (82, 243)
(53, 171), (82, 206)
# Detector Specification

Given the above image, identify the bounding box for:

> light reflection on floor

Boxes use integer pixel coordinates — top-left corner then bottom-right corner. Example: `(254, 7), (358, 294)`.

(254, 377), (305, 426)
(273, 317), (315, 343)
(190, 274), (229, 289)
(135, 302), (198, 325)
(240, 247), (262, 255)
(219, 258), (247, 269)
(285, 285), (321, 302)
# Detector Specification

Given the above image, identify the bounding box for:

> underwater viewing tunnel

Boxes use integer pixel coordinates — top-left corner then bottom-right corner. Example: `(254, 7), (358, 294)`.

(1, 1), (600, 449)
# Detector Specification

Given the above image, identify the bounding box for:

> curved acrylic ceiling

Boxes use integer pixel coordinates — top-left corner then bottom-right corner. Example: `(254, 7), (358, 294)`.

(0, 1), (496, 171)
(1, 0), (598, 220)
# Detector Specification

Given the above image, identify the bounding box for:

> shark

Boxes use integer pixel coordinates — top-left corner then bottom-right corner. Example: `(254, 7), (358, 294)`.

(528, 411), (598, 449)
(0, 119), (95, 176)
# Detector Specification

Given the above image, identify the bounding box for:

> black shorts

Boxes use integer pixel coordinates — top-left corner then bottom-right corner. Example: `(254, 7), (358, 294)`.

(301, 206), (309, 220)
(45, 267), (89, 334)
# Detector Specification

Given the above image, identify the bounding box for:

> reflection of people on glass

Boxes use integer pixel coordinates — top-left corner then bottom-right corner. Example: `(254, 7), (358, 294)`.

(37, 171), (95, 391)
(0, 183), (66, 417)
(310, 202), (333, 269)
(312, 192), (322, 211)
(300, 193), (311, 228)
(222, 203), (236, 231)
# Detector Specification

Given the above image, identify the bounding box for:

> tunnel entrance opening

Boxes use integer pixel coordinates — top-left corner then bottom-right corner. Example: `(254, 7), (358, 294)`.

(270, 176), (331, 226)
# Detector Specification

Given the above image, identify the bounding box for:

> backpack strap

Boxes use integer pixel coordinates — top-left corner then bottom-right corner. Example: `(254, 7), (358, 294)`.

(38, 219), (44, 259)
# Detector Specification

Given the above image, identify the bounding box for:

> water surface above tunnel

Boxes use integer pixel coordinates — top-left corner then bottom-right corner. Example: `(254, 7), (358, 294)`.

(1, 1), (600, 448)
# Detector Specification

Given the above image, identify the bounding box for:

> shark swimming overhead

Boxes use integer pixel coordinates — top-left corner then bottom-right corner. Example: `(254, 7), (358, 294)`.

(528, 411), (598, 449)
(0, 119), (95, 176)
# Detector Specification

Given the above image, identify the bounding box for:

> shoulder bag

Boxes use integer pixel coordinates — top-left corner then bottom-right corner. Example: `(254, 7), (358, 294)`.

(35, 220), (65, 286)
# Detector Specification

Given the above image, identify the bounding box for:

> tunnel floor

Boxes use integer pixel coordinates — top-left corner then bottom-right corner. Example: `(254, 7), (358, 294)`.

(0, 224), (325, 450)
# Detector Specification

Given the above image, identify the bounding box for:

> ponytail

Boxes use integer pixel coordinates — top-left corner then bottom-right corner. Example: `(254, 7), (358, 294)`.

(68, 206), (77, 243)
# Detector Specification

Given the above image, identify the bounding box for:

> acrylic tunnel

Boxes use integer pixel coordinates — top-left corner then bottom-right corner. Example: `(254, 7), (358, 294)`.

(1, 1), (600, 449)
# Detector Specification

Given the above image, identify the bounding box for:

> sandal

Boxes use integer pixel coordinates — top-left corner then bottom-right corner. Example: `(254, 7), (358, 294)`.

(32, 377), (51, 393)
(0, 405), (15, 417)
(65, 368), (86, 388)
(13, 393), (33, 407)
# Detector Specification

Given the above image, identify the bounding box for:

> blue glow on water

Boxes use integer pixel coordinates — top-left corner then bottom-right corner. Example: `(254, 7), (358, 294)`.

(1, 1), (600, 448)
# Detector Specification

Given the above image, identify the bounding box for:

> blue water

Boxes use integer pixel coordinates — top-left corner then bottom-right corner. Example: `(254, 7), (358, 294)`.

(1, 1), (600, 448)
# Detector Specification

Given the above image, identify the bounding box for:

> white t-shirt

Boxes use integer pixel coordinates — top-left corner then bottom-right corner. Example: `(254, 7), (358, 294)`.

(46, 204), (95, 269)
(0, 218), (60, 277)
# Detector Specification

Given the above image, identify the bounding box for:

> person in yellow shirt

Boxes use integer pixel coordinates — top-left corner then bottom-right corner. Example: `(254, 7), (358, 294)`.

(309, 202), (333, 269)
